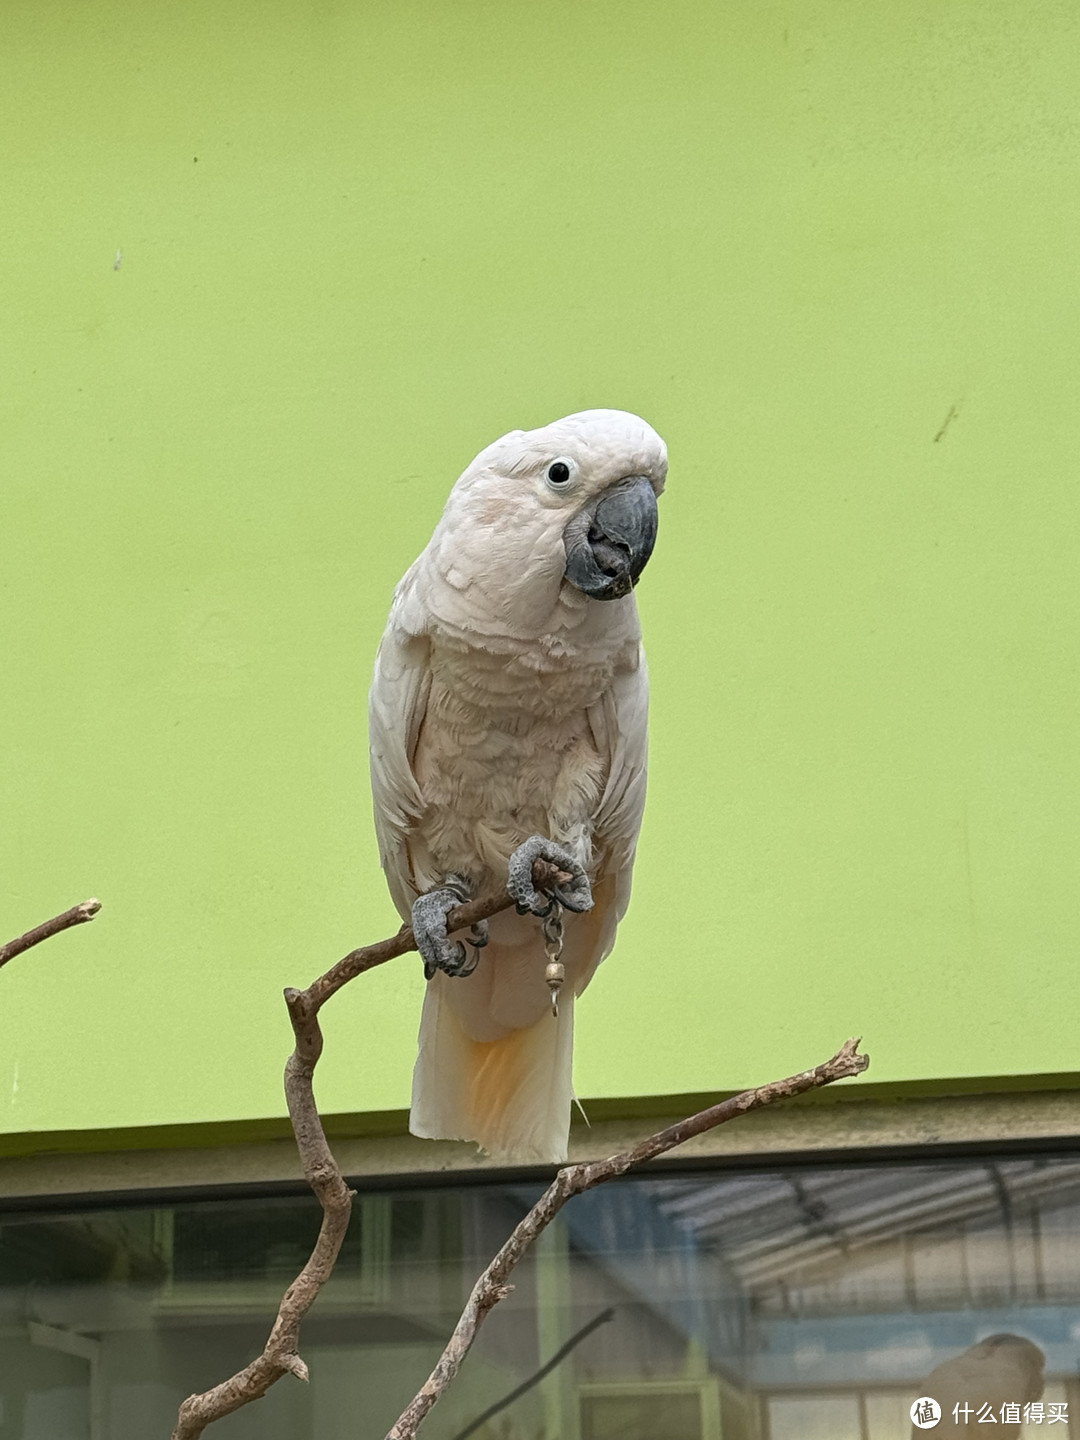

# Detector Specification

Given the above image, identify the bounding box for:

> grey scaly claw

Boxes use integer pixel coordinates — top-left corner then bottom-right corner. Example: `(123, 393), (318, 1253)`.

(449, 919), (488, 979)
(506, 835), (594, 917)
(552, 878), (592, 914)
(412, 876), (475, 980)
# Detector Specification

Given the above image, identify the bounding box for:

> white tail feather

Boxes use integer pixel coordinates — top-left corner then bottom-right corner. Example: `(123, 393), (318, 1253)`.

(410, 964), (576, 1164)
(408, 891), (619, 1165)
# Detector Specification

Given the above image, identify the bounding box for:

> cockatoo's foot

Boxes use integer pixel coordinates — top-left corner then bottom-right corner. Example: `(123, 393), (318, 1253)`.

(412, 875), (480, 980)
(507, 836), (594, 916)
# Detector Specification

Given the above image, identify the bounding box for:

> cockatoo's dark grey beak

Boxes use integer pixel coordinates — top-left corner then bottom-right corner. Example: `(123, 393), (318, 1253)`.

(562, 475), (659, 601)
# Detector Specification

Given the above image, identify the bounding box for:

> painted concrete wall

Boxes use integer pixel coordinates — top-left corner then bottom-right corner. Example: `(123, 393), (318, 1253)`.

(2, 0), (1079, 1141)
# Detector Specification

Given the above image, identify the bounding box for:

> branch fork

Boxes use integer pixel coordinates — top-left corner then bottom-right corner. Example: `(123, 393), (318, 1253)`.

(0, 865), (867, 1440)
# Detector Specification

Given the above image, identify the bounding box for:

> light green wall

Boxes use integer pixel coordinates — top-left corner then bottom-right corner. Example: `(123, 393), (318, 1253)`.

(3, 0), (1079, 1141)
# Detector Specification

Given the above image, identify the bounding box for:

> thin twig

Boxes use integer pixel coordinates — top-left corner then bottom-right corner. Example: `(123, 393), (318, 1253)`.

(449, 1306), (615, 1440)
(0, 899), (101, 970)
(385, 1039), (870, 1440)
(169, 859), (572, 1440)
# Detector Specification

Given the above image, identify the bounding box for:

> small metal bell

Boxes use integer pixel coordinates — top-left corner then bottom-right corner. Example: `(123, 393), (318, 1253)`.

(542, 906), (565, 1017)
(545, 958), (565, 1016)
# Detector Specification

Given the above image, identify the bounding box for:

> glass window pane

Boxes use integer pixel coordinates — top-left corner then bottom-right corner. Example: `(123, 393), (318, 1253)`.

(768, 1394), (861, 1440)
(581, 1390), (702, 1440)
(2, 1155), (1079, 1438)
(865, 1390), (916, 1439)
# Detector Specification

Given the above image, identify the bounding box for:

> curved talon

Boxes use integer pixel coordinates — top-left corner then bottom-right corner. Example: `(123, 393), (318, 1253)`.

(454, 944), (481, 978)
(420, 937), (468, 980)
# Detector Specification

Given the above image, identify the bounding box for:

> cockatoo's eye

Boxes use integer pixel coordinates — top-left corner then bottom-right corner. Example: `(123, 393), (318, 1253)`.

(546, 459), (573, 491)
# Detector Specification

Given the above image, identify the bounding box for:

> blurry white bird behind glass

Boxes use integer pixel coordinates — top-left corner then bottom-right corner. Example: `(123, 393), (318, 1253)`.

(912, 1334), (1045, 1437)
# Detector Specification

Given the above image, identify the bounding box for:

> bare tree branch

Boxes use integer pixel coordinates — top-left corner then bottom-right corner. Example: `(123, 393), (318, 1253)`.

(169, 862), (868, 1440)
(169, 859), (572, 1440)
(169, 985), (355, 1438)
(385, 1037), (870, 1440)
(0, 898), (101, 970)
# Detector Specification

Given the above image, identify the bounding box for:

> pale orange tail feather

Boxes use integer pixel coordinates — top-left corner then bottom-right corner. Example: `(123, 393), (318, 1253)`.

(410, 969), (576, 1164)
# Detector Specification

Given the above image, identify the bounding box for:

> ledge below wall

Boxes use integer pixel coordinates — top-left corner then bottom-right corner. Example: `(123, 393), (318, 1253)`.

(2, 1088), (1080, 1208)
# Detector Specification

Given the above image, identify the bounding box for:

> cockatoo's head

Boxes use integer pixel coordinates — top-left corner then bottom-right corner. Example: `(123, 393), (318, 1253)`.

(451, 409), (667, 604)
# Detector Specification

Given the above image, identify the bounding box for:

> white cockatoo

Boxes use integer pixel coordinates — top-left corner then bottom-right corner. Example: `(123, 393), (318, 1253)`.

(369, 409), (666, 1164)
(912, 1334), (1044, 1437)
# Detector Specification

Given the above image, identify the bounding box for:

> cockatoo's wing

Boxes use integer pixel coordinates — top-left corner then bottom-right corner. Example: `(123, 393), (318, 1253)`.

(368, 574), (431, 920)
(575, 641), (650, 992)
(594, 644), (650, 874)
